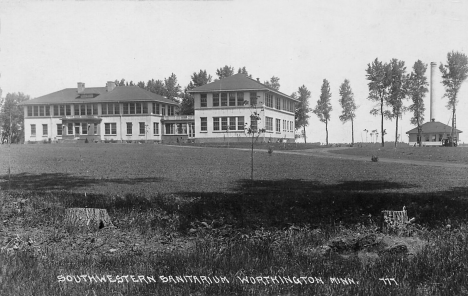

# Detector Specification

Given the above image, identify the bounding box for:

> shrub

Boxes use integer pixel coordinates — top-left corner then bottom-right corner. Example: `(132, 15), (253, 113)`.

(371, 155), (379, 162)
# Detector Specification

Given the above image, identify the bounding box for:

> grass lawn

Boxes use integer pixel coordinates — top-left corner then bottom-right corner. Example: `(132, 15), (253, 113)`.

(1, 143), (468, 295)
(330, 144), (468, 164)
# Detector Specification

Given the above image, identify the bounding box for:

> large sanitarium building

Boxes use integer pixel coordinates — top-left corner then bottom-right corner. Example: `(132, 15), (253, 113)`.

(21, 74), (298, 143)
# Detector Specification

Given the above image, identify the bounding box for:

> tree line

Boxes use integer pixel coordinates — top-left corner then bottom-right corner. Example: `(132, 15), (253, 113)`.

(295, 51), (468, 147)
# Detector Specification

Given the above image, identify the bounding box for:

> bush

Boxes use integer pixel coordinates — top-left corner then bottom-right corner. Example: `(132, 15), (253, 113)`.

(371, 155), (379, 162)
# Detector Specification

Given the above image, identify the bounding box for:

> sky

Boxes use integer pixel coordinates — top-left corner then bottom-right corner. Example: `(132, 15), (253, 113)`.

(1, 0), (467, 144)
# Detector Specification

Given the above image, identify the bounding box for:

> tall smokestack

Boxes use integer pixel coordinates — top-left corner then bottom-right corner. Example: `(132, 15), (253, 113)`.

(430, 62), (437, 122)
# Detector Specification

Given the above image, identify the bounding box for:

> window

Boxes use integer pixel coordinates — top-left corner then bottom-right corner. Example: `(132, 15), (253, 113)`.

(165, 124), (175, 134)
(250, 92), (257, 106)
(266, 117), (273, 131)
(238, 116), (244, 130)
(251, 116), (257, 131)
(139, 122), (145, 135)
(439, 134), (443, 141)
(82, 123), (88, 135)
(275, 97), (281, 109)
(161, 105), (166, 116)
(87, 104), (92, 115)
(153, 103), (160, 114)
(105, 123), (117, 135)
(229, 93), (236, 106)
(27, 106), (32, 117)
(276, 119), (281, 132)
(283, 120), (286, 132)
(221, 117), (228, 130)
(66, 105), (71, 116)
(54, 105), (58, 116)
(60, 105), (65, 116)
(31, 124), (36, 136)
(74, 105), (79, 116)
(123, 103), (129, 114)
(143, 103), (148, 114)
(153, 122), (159, 135)
(213, 117), (220, 131)
(168, 105), (175, 116)
(200, 117), (207, 131)
(33, 106), (39, 116)
(68, 123), (73, 135)
(265, 94), (273, 108)
(229, 117), (236, 131)
(94, 123), (98, 135)
(42, 124), (48, 136)
(46, 106), (50, 116)
(39, 106), (44, 116)
(136, 103), (142, 114)
(126, 122), (132, 135)
(221, 93), (228, 107)
(130, 103), (135, 114)
(93, 104), (98, 115)
(80, 104), (85, 115)
(213, 93), (220, 107)
(237, 92), (244, 106)
(201, 94), (207, 108)
(102, 104), (108, 115)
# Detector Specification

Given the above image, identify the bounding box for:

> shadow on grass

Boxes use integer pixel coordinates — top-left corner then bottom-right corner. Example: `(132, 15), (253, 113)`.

(174, 179), (468, 229)
(0, 172), (165, 191)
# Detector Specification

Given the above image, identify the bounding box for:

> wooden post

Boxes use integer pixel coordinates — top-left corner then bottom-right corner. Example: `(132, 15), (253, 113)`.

(64, 208), (114, 233)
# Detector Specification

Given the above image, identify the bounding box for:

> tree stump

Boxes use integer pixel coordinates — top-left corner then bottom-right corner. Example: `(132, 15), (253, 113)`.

(64, 208), (114, 233)
(380, 207), (409, 234)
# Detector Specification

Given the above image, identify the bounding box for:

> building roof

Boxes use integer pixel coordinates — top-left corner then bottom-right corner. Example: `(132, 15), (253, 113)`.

(21, 85), (177, 105)
(406, 121), (462, 134)
(187, 73), (298, 101)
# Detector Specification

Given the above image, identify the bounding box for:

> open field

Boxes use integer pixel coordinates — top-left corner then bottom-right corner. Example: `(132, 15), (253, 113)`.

(1, 143), (468, 295)
(330, 145), (468, 164)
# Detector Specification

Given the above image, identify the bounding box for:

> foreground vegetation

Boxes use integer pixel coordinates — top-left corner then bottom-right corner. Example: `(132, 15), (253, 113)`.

(1, 143), (468, 295)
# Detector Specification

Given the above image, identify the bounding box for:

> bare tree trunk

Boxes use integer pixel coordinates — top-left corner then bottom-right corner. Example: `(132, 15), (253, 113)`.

(251, 134), (254, 181)
(451, 107), (456, 147)
(395, 116), (399, 147)
(381, 101), (385, 147)
(325, 121), (329, 145)
(303, 126), (307, 144)
(351, 118), (354, 146)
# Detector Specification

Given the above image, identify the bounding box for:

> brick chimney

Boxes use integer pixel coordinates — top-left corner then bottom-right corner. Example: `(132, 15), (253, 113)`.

(106, 81), (116, 92)
(77, 82), (85, 94)
(256, 78), (260, 82)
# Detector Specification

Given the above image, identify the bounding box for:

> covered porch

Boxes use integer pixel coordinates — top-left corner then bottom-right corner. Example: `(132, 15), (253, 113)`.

(61, 115), (102, 142)
(161, 115), (195, 143)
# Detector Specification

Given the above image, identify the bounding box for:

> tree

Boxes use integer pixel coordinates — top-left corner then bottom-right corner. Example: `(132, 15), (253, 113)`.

(146, 79), (165, 96)
(313, 79), (333, 145)
(407, 60), (428, 147)
(366, 58), (391, 147)
(338, 79), (357, 145)
(439, 51), (468, 146)
(0, 92), (31, 144)
(294, 85), (311, 143)
(387, 59), (408, 147)
(237, 67), (252, 78)
(244, 101), (265, 181)
(264, 76), (280, 90)
(180, 70), (213, 115)
(216, 65), (235, 79)
(137, 81), (146, 89)
(163, 73), (181, 103)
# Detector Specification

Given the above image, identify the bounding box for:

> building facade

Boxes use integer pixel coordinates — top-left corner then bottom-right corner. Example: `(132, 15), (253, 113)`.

(406, 120), (462, 146)
(21, 82), (181, 143)
(188, 74), (298, 143)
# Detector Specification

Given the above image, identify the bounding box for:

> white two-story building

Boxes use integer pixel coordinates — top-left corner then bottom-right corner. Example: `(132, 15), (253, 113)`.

(20, 82), (181, 143)
(188, 73), (298, 143)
